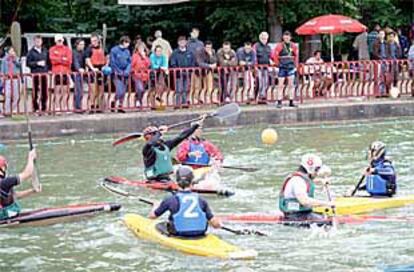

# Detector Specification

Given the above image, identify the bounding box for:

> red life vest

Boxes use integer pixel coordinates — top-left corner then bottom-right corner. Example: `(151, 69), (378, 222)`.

(90, 48), (106, 66)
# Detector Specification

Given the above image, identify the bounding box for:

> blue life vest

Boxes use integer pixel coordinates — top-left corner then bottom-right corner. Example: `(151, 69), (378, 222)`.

(184, 141), (210, 166)
(366, 160), (396, 196)
(172, 192), (208, 236)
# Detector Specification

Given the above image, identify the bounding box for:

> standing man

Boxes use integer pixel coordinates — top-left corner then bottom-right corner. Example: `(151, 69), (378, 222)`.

(0, 47), (21, 116)
(71, 39), (86, 112)
(353, 30), (370, 60)
(149, 166), (221, 237)
(49, 34), (72, 112)
(85, 33), (107, 112)
(279, 154), (335, 222)
(170, 36), (195, 108)
(217, 41), (238, 103)
(195, 41), (217, 103)
(110, 36), (131, 113)
(0, 150), (40, 220)
(372, 30), (390, 96)
(188, 28), (204, 101)
(26, 35), (49, 113)
(254, 32), (272, 104)
(142, 115), (205, 181)
(151, 30), (173, 59)
(368, 24), (381, 58)
(272, 31), (299, 108)
(237, 42), (257, 102)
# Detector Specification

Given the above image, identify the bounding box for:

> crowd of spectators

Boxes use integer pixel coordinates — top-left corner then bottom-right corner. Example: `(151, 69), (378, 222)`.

(1, 24), (414, 116)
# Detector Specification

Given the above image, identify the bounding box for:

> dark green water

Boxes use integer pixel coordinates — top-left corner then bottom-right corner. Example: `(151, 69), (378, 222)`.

(1, 118), (414, 272)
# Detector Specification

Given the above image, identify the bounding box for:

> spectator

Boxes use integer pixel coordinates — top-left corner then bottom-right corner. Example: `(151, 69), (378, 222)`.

(110, 35), (131, 113)
(151, 30), (173, 59)
(26, 35), (49, 113)
(49, 34), (72, 112)
(131, 43), (150, 108)
(305, 50), (332, 97)
(188, 28), (205, 102)
(408, 40), (414, 96)
(254, 31), (272, 103)
(353, 30), (370, 60)
(149, 45), (168, 109)
(134, 34), (149, 55)
(217, 41), (238, 103)
(146, 36), (155, 50)
(71, 39), (86, 112)
(368, 24), (381, 58)
(372, 30), (389, 96)
(397, 28), (409, 58)
(0, 47), (21, 116)
(388, 32), (402, 91)
(85, 33), (107, 112)
(195, 41), (217, 103)
(237, 41), (257, 101)
(272, 31), (299, 108)
(170, 36), (195, 108)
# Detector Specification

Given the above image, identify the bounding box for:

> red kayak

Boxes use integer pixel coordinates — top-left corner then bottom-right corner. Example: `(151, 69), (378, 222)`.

(104, 176), (235, 197)
(0, 202), (121, 228)
(217, 213), (413, 225)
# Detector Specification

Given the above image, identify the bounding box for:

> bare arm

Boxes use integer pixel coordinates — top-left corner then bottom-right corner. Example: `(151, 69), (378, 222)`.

(15, 188), (36, 199)
(209, 216), (222, 229)
(18, 149), (36, 182)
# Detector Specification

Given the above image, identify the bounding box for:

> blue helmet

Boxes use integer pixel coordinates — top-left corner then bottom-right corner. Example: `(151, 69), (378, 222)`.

(101, 66), (112, 76)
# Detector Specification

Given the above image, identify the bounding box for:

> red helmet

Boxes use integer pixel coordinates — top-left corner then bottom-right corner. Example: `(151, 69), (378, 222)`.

(0, 156), (8, 177)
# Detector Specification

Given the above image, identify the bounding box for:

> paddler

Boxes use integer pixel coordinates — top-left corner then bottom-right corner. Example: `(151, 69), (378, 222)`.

(279, 154), (335, 223)
(142, 115), (207, 181)
(149, 166), (221, 237)
(176, 124), (224, 169)
(0, 150), (41, 220)
(349, 141), (397, 197)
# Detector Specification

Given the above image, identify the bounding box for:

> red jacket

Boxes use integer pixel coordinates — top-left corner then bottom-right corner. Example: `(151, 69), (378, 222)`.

(271, 42), (299, 68)
(49, 45), (72, 73)
(131, 52), (150, 81)
(176, 138), (224, 167)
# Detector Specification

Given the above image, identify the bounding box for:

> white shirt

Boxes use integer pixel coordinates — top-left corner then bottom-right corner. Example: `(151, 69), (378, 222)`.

(282, 176), (308, 199)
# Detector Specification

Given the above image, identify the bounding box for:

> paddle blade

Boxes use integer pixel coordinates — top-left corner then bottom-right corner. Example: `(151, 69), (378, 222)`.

(211, 103), (241, 120)
(11, 21), (22, 58)
(112, 132), (143, 146)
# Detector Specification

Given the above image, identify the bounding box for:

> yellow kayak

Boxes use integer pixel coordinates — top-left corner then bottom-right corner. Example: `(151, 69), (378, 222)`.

(123, 213), (257, 260)
(314, 194), (414, 215)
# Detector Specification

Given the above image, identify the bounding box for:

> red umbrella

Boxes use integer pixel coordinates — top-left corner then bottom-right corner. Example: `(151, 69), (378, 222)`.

(296, 14), (367, 61)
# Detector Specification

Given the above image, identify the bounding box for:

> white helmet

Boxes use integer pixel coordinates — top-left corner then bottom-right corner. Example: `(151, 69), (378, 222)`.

(368, 141), (386, 161)
(301, 154), (323, 176)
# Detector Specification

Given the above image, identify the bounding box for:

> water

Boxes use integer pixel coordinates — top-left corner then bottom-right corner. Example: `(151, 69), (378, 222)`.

(1, 118), (414, 272)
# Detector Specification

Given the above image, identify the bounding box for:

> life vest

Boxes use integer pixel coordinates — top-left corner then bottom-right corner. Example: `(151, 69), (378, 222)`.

(279, 172), (315, 213)
(184, 141), (210, 166)
(90, 48), (106, 66)
(366, 160), (396, 196)
(144, 144), (173, 179)
(0, 179), (20, 219)
(278, 42), (296, 70)
(172, 191), (208, 236)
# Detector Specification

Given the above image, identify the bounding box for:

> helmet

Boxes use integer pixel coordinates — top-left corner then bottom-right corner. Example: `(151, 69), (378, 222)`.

(368, 141), (386, 161)
(301, 154), (323, 176)
(176, 166), (194, 188)
(0, 155), (8, 178)
(143, 126), (158, 140)
(101, 65), (112, 76)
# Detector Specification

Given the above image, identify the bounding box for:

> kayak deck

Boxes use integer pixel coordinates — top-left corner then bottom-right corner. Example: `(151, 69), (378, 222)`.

(0, 203), (121, 228)
(124, 213), (257, 260)
(314, 194), (414, 215)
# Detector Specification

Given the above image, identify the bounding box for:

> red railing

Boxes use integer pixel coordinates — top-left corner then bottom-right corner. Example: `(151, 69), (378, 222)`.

(0, 59), (413, 116)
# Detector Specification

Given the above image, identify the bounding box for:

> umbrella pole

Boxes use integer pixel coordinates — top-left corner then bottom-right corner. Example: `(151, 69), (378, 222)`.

(330, 33), (334, 62)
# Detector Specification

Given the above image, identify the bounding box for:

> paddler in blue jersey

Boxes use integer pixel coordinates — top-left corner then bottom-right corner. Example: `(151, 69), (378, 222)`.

(149, 166), (222, 237)
(350, 141), (397, 197)
(142, 115), (207, 181)
(0, 150), (41, 220)
(279, 154), (335, 223)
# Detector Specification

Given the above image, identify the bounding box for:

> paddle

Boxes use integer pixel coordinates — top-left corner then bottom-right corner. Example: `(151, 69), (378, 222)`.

(100, 182), (265, 236)
(350, 169), (368, 197)
(324, 184), (337, 230)
(112, 103), (241, 146)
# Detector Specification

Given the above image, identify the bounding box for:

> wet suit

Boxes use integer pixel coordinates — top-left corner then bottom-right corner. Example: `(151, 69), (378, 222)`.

(143, 124), (199, 181)
(0, 176), (21, 220)
(358, 158), (396, 197)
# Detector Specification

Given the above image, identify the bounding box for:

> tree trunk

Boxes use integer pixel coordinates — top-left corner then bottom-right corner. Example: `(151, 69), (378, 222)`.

(266, 0), (282, 43)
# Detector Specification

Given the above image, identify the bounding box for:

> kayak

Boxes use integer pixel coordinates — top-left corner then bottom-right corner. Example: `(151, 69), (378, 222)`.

(104, 170), (234, 197)
(123, 213), (258, 260)
(314, 194), (414, 215)
(0, 202), (121, 228)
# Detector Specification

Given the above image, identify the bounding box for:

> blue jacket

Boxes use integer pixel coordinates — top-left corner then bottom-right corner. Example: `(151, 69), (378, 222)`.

(150, 53), (168, 70)
(110, 45), (131, 76)
(187, 38), (204, 57)
(170, 48), (195, 68)
(1, 54), (21, 75)
(236, 47), (257, 66)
